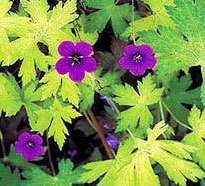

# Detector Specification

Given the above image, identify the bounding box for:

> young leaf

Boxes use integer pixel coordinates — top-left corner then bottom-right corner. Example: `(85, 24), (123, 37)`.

(163, 75), (202, 125)
(113, 75), (163, 132)
(122, 0), (175, 39)
(33, 97), (81, 150)
(183, 106), (205, 170)
(79, 122), (205, 186)
(83, 0), (132, 36)
(22, 160), (80, 185)
(140, 0), (205, 101)
(39, 70), (80, 107)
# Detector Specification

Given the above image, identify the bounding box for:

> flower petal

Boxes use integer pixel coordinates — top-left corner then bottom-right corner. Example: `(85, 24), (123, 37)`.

(130, 63), (146, 76)
(143, 56), (157, 69)
(75, 41), (93, 56)
(69, 66), (85, 82)
(35, 146), (44, 156)
(123, 44), (138, 56)
(58, 41), (75, 57)
(22, 151), (35, 161)
(55, 58), (71, 75)
(18, 132), (31, 142)
(14, 141), (24, 153)
(81, 56), (97, 72)
(139, 44), (154, 55)
(30, 135), (43, 145)
(119, 56), (133, 70)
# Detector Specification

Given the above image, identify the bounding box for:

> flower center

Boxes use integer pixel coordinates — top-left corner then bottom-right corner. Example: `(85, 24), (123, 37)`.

(133, 53), (143, 62)
(26, 141), (35, 149)
(70, 54), (82, 65)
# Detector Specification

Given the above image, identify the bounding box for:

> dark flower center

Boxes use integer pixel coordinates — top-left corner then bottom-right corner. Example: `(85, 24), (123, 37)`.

(70, 54), (82, 65)
(26, 141), (35, 149)
(133, 53), (143, 62)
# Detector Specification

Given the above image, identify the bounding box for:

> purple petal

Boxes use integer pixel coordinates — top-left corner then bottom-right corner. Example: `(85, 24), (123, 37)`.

(119, 56), (132, 70)
(18, 132), (31, 142)
(14, 141), (24, 153)
(55, 58), (72, 75)
(143, 56), (157, 69)
(22, 151), (35, 161)
(123, 44), (138, 56)
(138, 44), (154, 55)
(81, 56), (97, 72)
(69, 66), (85, 82)
(58, 41), (75, 57)
(106, 133), (119, 149)
(75, 41), (93, 56)
(130, 63), (146, 76)
(35, 146), (44, 156)
(30, 134), (43, 145)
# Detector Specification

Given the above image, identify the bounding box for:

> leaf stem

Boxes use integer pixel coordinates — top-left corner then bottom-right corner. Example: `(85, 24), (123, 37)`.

(86, 108), (114, 159)
(159, 100), (165, 121)
(46, 130), (56, 176)
(0, 130), (6, 158)
(162, 101), (193, 131)
(131, 0), (136, 45)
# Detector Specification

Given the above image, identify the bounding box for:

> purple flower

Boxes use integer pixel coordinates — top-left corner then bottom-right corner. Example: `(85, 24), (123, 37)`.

(119, 44), (157, 76)
(100, 95), (114, 112)
(67, 149), (77, 158)
(55, 40), (97, 82)
(14, 132), (44, 161)
(106, 133), (119, 150)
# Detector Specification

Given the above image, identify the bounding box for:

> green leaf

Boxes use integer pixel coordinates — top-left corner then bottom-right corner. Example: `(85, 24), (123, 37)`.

(113, 75), (163, 132)
(83, 0), (132, 36)
(34, 97), (81, 149)
(122, 0), (175, 39)
(39, 70), (80, 107)
(183, 106), (205, 170)
(163, 75), (202, 125)
(22, 160), (80, 185)
(79, 122), (204, 186)
(140, 0), (205, 100)
(0, 164), (21, 186)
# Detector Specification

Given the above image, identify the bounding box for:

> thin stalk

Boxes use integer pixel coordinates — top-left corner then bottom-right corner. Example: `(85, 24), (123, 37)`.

(46, 130), (56, 176)
(162, 101), (193, 131)
(86, 108), (113, 159)
(73, 22), (81, 41)
(131, 0), (136, 45)
(0, 130), (6, 158)
(159, 100), (165, 121)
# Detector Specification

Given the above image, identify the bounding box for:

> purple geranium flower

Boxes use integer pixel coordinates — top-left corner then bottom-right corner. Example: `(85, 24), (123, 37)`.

(14, 132), (44, 161)
(119, 44), (157, 76)
(55, 40), (97, 82)
(67, 149), (77, 159)
(106, 133), (119, 150)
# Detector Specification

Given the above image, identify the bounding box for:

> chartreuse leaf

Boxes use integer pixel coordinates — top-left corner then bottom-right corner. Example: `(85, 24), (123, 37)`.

(33, 97), (81, 150)
(83, 0), (132, 36)
(122, 0), (175, 39)
(0, 73), (42, 127)
(22, 160), (81, 186)
(163, 75), (202, 125)
(183, 106), (205, 170)
(39, 69), (80, 107)
(113, 75), (163, 132)
(11, 0), (78, 85)
(79, 122), (205, 186)
(140, 0), (205, 102)
(0, 164), (21, 186)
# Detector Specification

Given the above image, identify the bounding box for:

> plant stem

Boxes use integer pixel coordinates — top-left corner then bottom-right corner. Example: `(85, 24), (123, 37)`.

(86, 108), (113, 159)
(46, 130), (56, 176)
(0, 130), (6, 158)
(159, 100), (165, 121)
(131, 0), (136, 45)
(110, 100), (136, 140)
(162, 101), (193, 131)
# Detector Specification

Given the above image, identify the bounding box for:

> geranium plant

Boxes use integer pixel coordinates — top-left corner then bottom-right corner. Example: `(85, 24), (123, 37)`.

(0, 0), (205, 185)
